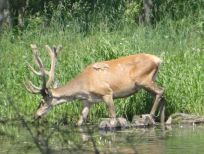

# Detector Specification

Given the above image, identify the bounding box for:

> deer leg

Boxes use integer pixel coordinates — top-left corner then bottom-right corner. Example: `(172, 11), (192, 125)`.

(103, 94), (117, 126)
(159, 97), (166, 123)
(142, 82), (164, 120)
(77, 101), (91, 126)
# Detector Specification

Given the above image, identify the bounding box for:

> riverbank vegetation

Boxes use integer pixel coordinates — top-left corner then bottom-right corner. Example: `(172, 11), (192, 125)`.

(0, 0), (203, 124)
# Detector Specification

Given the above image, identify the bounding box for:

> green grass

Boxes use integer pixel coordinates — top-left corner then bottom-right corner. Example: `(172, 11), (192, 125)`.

(0, 18), (203, 124)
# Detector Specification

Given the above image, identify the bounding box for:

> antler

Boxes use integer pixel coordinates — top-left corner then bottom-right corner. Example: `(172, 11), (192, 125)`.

(45, 45), (62, 87)
(25, 44), (62, 94)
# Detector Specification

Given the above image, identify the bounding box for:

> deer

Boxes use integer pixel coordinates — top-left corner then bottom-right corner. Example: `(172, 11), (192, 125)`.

(25, 44), (165, 127)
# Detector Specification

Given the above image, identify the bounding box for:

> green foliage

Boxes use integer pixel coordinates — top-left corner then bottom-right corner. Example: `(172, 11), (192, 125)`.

(4, 0), (204, 32)
(123, 0), (142, 24)
(154, 0), (204, 20)
(0, 0), (204, 124)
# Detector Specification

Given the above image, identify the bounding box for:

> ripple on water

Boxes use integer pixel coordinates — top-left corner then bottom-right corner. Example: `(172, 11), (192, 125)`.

(1, 123), (204, 154)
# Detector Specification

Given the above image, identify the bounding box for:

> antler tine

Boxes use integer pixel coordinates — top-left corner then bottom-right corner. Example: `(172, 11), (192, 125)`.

(30, 44), (43, 68)
(24, 80), (41, 94)
(55, 45), (62, 57)
(45, 45), (62, 88)
(27, 63), (42, 76)
(30, 44), (47, 89)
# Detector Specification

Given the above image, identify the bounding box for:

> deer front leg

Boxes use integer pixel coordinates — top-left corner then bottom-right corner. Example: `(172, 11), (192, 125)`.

(103, 94), (117, 127)
(77, 101), (91, 126)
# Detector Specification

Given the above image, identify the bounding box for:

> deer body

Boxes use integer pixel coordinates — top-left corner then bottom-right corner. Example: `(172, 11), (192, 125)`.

(52, 54), (160, 101)
(25, 45), (164, 127)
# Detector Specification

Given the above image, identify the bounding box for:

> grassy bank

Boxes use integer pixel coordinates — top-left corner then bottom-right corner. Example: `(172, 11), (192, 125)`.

(0, 18), (203, 124)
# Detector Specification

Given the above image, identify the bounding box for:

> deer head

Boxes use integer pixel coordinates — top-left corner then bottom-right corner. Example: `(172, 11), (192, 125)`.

(25, 44), (62, 119)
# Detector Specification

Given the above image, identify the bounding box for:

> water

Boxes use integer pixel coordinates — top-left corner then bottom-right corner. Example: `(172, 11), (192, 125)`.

(1, 122), (204, 154)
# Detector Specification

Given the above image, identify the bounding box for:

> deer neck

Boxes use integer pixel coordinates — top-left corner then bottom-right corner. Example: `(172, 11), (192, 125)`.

(50, 78), (84, 105)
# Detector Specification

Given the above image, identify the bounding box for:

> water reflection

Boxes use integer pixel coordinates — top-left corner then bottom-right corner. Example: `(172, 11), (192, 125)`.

(1, 121), (204, 154)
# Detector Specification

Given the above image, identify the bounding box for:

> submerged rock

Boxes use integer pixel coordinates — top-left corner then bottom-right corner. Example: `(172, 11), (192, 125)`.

(99, 117), (129, 130)
(131, 114), (155, 127)
(99, 114), (156, 130)
(98, 113), (204, 130)
(166, 113), (204, 125)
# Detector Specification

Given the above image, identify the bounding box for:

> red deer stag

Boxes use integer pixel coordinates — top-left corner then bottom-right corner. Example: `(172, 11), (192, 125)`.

(25, 44), (164, 127)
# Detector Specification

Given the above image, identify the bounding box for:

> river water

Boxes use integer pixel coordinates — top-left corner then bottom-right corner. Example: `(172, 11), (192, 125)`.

(0, 122), (204, 154)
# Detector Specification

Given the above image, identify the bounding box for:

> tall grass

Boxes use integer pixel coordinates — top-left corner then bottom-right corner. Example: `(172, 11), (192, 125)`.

(0, 16), (203, 124)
